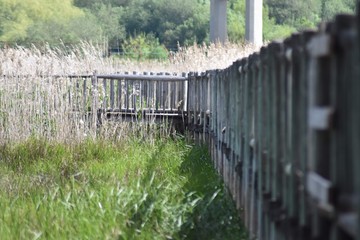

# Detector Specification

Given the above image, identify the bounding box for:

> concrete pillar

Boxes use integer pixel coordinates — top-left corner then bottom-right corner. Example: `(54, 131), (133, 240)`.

(246, 0), (263, 46)
(210, 0), (228, 43)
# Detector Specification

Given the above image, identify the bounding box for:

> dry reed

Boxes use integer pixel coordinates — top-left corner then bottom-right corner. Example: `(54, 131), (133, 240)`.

(0, 42), (259, 143)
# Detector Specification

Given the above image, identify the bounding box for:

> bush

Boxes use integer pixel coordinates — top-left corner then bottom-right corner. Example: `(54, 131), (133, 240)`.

(121, 33), (168, 61)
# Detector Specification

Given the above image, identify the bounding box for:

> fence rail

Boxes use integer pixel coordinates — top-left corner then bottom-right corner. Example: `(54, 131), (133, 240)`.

(1, 72), (188, 115)
(187, 12), (360, 240)
(61, 72), (188, 113)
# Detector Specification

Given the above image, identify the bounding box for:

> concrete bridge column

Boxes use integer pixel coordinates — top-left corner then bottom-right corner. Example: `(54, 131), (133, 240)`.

(210, 0), (228, 43)
(246, 0), (263, 46)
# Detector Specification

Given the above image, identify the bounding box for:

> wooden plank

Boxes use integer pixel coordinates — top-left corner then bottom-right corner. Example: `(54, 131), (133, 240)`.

(170, 81), (175, 111)
(82, 78), (87, 111)
(306, 171), (333, 211)
(110, 79), (114, 109)
(248, 54), (257, 235)
(354, 6), (360, 239)
(308, 107), (334, 130)
(125, 77), (129, 111)
(299, 30), (315, 229)
(117, 79), (122, 109)
(307, 34), (332, 57)
(102, 78), (107, 109)
(96, 73), (187, 81)
(155, 79), (160, 111)
(183, 72), (188, 112)
(91, 71), (98, 136)
(257, 48), (266, 238)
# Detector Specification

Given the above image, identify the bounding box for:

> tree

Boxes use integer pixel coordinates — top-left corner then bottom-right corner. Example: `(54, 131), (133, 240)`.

(73, 0), (131, 8)
(88, 3), (126, 49)
(228, 0), (246, 41)
(121, 33), (168, 60)
(320, 0), (356, 21)
(227, 0), (295, 42)
(0, 0), (103, 45)
(122, 0), (209, 48)
(266, 0), (320, 30)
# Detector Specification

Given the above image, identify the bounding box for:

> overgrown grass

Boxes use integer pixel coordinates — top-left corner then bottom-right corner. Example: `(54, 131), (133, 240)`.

(0, 137), (247, 240)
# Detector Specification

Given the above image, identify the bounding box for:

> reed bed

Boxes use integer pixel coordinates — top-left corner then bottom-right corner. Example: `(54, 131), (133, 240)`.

(0, 42), (258, 143)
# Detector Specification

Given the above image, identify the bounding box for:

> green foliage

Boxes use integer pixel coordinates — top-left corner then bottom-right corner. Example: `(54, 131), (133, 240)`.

(266, 0), (356, 30)
(0, 0), (103, 45)
(228, 0), (295, 42)
(263, 5), (296, 41)
(1, 0), (357, 49)
(122, 0), (209, 48)
(74, 0), (131, 8)
(0, 138), (247, 239)
(88, 3), (126, 48)
(26, 12), (103, 46)
(267, 0), (320, 29)
(121, 33), (169, 60)
(228, 0), (246, 42)
(320, 0), (356, 21)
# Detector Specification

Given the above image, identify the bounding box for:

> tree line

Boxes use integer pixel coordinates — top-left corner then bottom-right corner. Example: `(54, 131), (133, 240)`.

(0, 0), (356, 59)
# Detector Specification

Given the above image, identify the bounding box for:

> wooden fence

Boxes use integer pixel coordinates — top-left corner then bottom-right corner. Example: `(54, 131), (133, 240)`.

(50, 72), (188, 127)
(62, 72), (187, 112)
(187, 12), (360, 240)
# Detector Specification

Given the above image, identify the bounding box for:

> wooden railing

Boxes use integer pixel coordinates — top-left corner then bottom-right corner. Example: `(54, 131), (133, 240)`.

(61, 72), (187, 113)
(187, 12), (360, 240)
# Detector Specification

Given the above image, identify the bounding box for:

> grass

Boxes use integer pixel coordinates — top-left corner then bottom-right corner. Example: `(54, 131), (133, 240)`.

(0, 42), (253, 239)
(0, 137), (247, 240)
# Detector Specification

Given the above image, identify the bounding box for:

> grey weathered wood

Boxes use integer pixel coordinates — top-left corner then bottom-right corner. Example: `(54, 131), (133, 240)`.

(299, 31), (315, 229)
(91, 71), (98, 136)
(308, 107), (334, 130)
(83, 78), (87, 111)
(355, 6), (360, 238)
(307, 35), (332, 57)
(117, 79), (122, 109)
(307, 171), (333, 209)
(124, 76), (129, 110)
(102, 78), (107, 109)
(110, 79), (114, 109)
(257, 48), (265, 238)
(97, 73), (187, 81)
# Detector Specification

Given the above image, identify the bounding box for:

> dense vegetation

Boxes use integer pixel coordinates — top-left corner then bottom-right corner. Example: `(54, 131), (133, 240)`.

(0, 137), (247, 239)
(0, 0), (356, 55)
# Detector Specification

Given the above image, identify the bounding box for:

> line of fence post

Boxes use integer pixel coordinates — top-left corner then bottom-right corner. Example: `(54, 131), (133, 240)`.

(186, 9), (360, 240)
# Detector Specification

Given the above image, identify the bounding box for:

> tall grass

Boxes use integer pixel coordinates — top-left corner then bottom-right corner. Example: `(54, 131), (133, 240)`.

(0, 41), (258, 75)
(0, 138), (247, 239)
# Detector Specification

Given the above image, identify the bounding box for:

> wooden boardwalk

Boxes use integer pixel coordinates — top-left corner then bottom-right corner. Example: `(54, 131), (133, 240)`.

(186, 12), (360, 240)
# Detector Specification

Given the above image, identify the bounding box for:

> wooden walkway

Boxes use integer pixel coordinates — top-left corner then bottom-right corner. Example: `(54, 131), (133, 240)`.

(185, 13), (360, 240)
